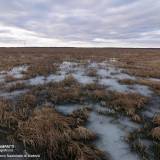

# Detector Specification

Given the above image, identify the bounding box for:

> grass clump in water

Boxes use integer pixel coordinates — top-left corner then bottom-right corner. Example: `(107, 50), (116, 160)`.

(25, 62), (57, 78)
(15, 107), (107, 160)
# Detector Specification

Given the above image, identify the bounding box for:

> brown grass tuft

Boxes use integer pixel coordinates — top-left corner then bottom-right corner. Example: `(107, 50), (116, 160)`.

(91, 90), (107, 101)
(62, 75), (78, 86)
(106, 92), (149, 116)
(18, 94), (37, 108)
(153, 113), (160, 125)
(131, 114), (142, 123)
(0, 99), (19, 130)
(119, 78), (160, 95)
(86, 68), (97, 77)
(118, 79), (136, 85)
(15, 107), (106, 160)
(70, 108), (90, 126)
(135, 79), (160, 95)
(72, 126), (96, 141)
(5, 75), (17, 82)
(151, 127), (160, 140)
(25, 62), (57, 78)
(6, 82), (28, 92)
(132, 140), (147, 158)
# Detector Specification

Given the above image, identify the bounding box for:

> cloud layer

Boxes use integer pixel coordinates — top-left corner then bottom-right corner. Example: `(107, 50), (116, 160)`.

(0, 0), (160, 47)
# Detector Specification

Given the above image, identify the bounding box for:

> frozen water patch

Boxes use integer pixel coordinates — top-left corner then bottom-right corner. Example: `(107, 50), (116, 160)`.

(27, 65), (95, 85)
(58, 61), (96, 84)
(28, 74), (66, 86)
(130, 84), (153, 97)
(97, 69), (112, 78)
(87, 112), (140, 160)
(99, 78), (153, 96)
(26, 61), (139, 88)
(72, 72), (95, 84)
(0, 90), (28, 99)
(27, 72), (94, 86)
(56, 104), (86, 115)
(46, 74), (65, 83)
(56, 104), (140, 160)
(0, 74), (5, 82)
(96, 106), (141, 131)
(28, 76), (46, 85)
(97, 67), (135, 80)
(88, 62), (98, 68)
(99, 78), (129, 92)
(0, 65), (28, 83)
(7, 65), (28, 79)
(59, 61), (78, 73)
(2, 61), (153, 98)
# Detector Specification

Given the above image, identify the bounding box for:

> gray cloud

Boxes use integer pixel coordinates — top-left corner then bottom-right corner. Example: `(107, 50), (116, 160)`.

(0, 0), (160, 47)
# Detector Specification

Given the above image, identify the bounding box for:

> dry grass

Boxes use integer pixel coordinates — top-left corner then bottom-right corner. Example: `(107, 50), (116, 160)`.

(6, 82), (28, 92)
(105, 92), (148, 116)
(88, 90), (148, 115)
(137, 79), (160, 95)
(153, 113), (160, 125)
(5, 75), (17, 82)
(127, 128), (153, 159)
(0, 82), (5, 90)
(0, 96), (107, 159)
(15, 107), (106, 160)
(152, 143), (160, 160)
(125, 68), (160, 79)
(70, 108), (90, 126)
(0, 93), (38, 131)
(72, 126), (96, 141)
(131, 140), (147, 158)
(118, 79), (136, 85)
(91, 90), (108, 101)
(86, 68), (97, 77)
(49, 85), (83, 104)
(32, 77), (85, 104)
(117, 52), (160, 78)
(84, 83), (102, 91)
(151, 127), (160, 140)
(27, 81), (83, 105)
(131, 114), (142, 123)
(0, 99), (20, 130)
(62, 75), (78, 86)
(30, 75), (150, 118)
(30, 79), (149, 117)
(25, 62), (57, 78)
(119, 78), (160, 95)
(17, 94), (37, 108)
(0, 48), (160, 74)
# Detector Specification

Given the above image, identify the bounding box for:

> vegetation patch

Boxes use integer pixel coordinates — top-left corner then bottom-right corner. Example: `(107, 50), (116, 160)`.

(119, 78), (160, 95)
(25, 62), (58, 78)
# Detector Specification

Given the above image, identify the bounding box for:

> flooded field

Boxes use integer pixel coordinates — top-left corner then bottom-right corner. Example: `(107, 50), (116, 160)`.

(0, 48), (160, 160)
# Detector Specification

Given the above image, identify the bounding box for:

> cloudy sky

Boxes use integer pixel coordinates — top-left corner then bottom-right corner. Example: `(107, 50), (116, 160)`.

(0, 0), (160, 47)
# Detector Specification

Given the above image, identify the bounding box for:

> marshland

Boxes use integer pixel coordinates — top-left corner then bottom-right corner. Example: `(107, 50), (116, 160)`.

(0, 47), (160, 160)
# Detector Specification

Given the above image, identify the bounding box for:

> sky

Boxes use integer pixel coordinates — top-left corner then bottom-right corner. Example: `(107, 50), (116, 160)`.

(0, 0), (160, 47)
